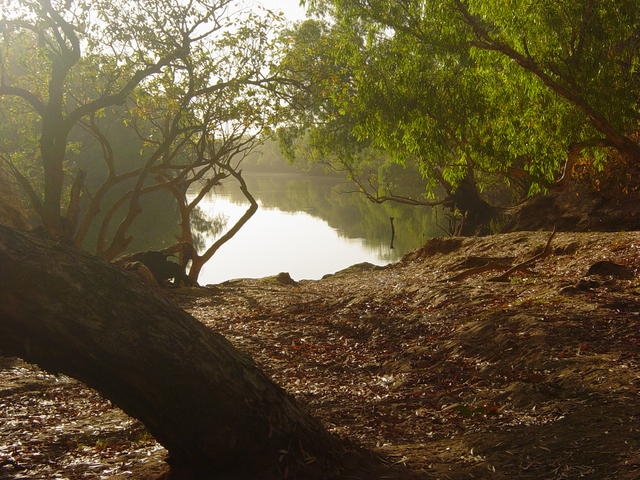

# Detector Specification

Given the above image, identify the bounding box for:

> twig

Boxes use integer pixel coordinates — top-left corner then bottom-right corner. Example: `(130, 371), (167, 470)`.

(446, 228), (556, 282)
(448, 262), (514, 282)
(489, 228), (557, 282)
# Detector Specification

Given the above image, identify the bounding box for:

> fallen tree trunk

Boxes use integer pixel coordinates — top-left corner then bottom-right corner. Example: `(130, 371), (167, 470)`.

(0, 225), (335, 479)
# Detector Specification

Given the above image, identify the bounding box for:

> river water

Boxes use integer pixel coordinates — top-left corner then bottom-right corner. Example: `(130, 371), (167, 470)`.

(187, 174), (441, 284)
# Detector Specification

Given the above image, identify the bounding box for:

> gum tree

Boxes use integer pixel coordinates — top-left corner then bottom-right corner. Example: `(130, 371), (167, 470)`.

(304, 0), (640, 177)
(0, 0), (283, 243)
(277, 19), (521, 233)
(1, 0), (296, 283)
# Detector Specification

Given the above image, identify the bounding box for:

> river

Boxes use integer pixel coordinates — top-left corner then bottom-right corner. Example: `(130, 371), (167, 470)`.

(188, 174), (441, 284)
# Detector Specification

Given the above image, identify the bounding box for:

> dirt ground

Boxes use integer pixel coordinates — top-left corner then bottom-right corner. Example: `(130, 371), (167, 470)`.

(1, 231), (639, 479)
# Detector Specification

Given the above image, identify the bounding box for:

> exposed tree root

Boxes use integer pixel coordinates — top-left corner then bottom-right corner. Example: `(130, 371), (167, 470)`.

(446, 229), (556, 282)
(490, 228), (556, 282)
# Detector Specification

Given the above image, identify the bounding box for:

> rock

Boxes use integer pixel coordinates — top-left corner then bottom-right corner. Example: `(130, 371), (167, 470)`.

(116, 250), (194, 286)
(559, 286), (581, 295)
(122, 261), (160, 289)
(576, 279), (601, 291)
(275, 272), (297, 285)
(560, 278), (603, 295)
(322, 262), (383, 279)
(402, 237), (464, 262)
(586, 261), (634, 279)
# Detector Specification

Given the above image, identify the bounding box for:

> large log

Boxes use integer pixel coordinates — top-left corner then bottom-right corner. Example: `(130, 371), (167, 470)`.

(0, 225), (334, 478)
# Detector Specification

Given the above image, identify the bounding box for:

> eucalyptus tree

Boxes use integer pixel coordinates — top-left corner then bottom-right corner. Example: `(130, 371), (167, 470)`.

(275, 20), (441, 205)
(277, 19), (519, 233)
(0, 0), (287, 247)
(306, 0), (640, 180)
(1, 0), (300, 284)
(456, 0), (640, 165)
(72, 11), (286, 274)
(149, 57), (281, 283)
(0, 0), (198, 237)
(276, 0), (640, 234)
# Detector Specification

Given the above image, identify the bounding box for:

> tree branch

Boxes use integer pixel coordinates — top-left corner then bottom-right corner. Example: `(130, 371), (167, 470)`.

(453, 0), (640, 159)
(64, 169), (86, 237)
(556, 139), (613, 186)
(66, 48), (187, 127)
(0, 85), (47, 116)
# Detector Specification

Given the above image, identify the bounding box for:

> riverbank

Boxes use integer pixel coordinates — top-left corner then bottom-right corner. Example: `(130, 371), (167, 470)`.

(1, 230), (639, 479)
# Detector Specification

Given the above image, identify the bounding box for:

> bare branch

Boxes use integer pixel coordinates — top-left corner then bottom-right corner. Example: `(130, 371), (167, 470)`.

(189, 165), (258, 281)
(490, 228), (557, 282)
(64, 169), (86, 236)
(339, 156), (445, 207)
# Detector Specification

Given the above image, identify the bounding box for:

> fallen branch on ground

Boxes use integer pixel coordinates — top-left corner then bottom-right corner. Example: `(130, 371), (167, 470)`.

(446, 229), (557, 282)
(490, 228), (557, 282)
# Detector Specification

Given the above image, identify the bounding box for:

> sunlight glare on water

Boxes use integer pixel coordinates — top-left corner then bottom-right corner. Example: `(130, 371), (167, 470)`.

(191, 195), (391, 284)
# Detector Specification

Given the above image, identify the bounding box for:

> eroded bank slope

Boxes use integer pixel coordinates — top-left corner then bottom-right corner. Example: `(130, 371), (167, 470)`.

(181, 231), (640, 479)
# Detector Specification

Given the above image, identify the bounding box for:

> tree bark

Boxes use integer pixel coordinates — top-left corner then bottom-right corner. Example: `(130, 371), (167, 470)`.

(40, 125), (69, 237)
(446, 171), (498, 236)
(0, 225), (336, 479)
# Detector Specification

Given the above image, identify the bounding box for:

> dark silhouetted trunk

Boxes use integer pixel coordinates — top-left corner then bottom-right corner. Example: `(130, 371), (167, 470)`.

(0, 225), (338, 479)
(187, 169), (258, 284)
(446, 172), (498, 235)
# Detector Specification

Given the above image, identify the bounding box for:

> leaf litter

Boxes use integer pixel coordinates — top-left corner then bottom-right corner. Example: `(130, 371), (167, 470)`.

(1, 231), (640, 479)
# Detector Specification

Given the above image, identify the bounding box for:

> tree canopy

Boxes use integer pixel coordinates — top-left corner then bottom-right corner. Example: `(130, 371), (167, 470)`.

(1, 0), (292, 279)
(276, 0), (639, 229)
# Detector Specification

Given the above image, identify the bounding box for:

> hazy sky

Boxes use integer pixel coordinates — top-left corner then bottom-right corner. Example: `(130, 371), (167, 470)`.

(250, 0), (309, 22)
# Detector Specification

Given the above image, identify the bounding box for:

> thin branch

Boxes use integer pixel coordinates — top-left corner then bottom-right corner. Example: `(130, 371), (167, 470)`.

(556, 139), (613, 186)
(446, 228), (557, 282)
(341, 158), (445, 207)
(79, 115), (116, 176)
(64, 169), (86, 236)
(490, 228), (556, 282)
(189, 165), (258, 281)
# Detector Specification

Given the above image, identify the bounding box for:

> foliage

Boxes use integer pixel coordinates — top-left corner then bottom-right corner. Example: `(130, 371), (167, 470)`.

(278, 0), (639, 218)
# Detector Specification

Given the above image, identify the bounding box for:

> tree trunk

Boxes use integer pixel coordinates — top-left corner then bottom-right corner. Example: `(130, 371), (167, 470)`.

(188, 169), (258, 284)
(448, 172), (498, 236)
(0, 225), (337, 479)
(40, 130), (67, 237)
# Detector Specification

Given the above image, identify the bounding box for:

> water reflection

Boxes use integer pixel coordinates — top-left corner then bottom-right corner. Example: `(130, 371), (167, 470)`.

(190, 174), (440, 284)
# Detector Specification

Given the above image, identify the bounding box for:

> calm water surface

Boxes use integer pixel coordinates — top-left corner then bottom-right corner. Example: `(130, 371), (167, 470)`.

(189, 174), (440, 284)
